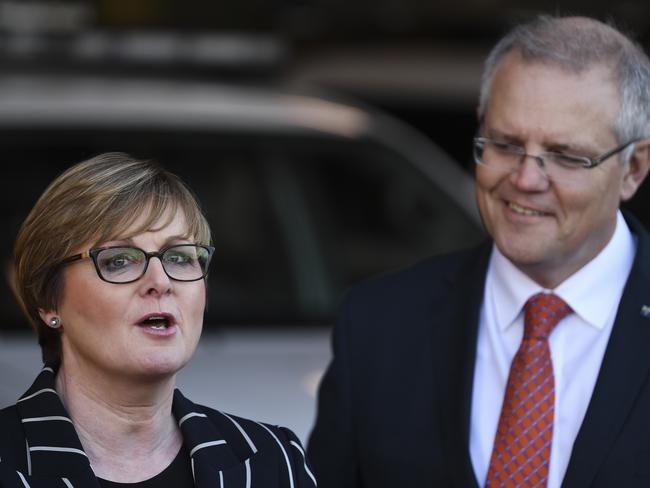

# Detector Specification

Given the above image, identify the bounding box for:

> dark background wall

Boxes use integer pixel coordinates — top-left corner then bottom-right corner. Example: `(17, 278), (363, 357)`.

(87, 0), (650, 207)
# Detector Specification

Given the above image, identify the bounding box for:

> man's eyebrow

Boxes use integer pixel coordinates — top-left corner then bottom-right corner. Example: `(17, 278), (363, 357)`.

(543, 141), (594, 155)
(485, 129), (523, 144)
(486, 128), (596, 155)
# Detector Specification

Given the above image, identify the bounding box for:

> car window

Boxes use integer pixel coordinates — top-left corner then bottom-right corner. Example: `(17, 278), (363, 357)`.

(0, 128), (483, 329)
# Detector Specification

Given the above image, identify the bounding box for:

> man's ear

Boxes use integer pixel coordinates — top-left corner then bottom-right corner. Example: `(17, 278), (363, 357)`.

(621, 139), (650, 201)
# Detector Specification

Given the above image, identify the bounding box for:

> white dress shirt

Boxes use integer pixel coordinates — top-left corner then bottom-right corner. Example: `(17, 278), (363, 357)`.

(469, 211), (636, 488)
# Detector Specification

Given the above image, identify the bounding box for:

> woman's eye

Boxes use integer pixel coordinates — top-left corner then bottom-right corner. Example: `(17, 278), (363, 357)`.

(99, 250), (142, 271)
(166, 253), (192, 264)
(106, 255), (133, 268)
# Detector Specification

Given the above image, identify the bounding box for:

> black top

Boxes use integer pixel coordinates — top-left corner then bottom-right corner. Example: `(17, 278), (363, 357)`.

(97, 445), (194, 488)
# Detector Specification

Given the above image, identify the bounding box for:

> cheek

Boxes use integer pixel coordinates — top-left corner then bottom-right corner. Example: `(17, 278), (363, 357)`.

(59, 268), (113, 321)
(184, 284), (207, 320)
(63, 289), (129, 332)
(475, 170), (501, 222)
(475, 167), (503, 199)
(561, 171), (621, 216)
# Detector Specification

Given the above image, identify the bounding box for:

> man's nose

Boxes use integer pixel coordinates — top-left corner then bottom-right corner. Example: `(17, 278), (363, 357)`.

(509, 154), (550, 191)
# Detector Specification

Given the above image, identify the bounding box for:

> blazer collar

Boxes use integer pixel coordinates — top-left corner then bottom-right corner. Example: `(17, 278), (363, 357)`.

(12, 365), (256, 487)
(172, 389), (254, 485)
(14, 365), (99, 487)
(562, 213), (650, 487)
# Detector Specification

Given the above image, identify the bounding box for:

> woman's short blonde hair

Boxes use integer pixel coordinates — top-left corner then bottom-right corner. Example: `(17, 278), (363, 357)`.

(13, 152), (211, 364)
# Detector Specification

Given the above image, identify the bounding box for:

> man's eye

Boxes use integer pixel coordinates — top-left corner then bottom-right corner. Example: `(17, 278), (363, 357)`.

(493, 141), (513, 150)
(548, 153), (588, 168)
(490, 141), (524, 155)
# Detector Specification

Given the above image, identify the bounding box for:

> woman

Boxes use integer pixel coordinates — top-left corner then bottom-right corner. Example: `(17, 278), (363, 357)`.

(0, 153), (317, 487)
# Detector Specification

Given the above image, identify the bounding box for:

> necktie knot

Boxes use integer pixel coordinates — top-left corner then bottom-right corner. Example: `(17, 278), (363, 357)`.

(524, 292), (572, 340)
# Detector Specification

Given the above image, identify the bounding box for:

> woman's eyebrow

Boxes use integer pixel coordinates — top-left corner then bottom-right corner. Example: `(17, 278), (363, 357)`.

(162, 234), (193, 244)
(94, 234), (193, 249)
(95, 238), (134, 248)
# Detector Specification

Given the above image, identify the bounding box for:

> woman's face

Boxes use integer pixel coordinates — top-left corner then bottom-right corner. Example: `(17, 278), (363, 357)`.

(44, 208), (206, 382)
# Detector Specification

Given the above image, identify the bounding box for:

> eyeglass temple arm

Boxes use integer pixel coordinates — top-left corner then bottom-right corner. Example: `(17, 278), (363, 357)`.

(60, 250), (91, 264)
(589, 138), (642, 168)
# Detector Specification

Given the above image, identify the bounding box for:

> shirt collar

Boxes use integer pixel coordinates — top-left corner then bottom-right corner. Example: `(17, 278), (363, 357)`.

(489, 210), (636, 332)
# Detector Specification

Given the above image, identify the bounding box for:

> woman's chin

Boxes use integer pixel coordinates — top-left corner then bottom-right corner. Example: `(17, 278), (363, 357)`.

(130, 354), (188, 380)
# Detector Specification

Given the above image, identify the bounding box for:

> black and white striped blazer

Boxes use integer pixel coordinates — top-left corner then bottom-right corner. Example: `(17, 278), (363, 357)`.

(0, 365), (317, 487)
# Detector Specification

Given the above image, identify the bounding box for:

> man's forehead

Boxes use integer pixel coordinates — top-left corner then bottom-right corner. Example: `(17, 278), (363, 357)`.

(484, 52), (621, 147)
(497, 48), (616, 81)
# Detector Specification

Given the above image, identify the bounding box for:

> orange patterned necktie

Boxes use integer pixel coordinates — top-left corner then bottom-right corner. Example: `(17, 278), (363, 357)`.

(485, 292), (572, 488)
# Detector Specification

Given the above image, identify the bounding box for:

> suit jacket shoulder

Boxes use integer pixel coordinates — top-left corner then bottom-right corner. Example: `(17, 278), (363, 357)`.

(0, 404), (28, 472)
(339, 243), (492, 341)
(308, 242), (492, 488)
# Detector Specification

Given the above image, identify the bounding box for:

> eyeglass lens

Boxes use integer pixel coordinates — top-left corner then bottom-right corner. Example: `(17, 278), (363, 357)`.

(474, 141), (580, 182)
(96, 245), (210, 282)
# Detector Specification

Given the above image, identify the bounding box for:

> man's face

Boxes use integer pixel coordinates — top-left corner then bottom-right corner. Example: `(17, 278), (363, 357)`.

(476, 51), (633, 287)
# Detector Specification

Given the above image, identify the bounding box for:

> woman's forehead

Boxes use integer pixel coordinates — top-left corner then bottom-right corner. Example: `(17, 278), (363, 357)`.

(94, 206), (190, 245)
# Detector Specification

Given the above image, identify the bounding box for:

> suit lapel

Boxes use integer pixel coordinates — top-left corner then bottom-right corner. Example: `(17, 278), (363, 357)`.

(172, 390), (251, 487)
(14, 365), (100, 486)
(563, 216), (650, 487)
(433, 243), (491, 488)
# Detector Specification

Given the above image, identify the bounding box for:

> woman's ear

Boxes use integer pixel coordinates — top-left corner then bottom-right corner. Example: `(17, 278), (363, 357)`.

(38, 309), (61, 329)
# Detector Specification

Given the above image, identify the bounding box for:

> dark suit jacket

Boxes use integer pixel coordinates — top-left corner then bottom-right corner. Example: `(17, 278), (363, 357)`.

(0, 365), (317, 488)
(308, 214), (650, 488)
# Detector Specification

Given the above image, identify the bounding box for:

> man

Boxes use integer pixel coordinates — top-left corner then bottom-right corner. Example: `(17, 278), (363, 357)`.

(308, 16), (650, 488)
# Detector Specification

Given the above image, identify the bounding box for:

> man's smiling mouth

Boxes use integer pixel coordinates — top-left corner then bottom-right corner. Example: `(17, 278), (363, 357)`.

(507, 201), (549, 216)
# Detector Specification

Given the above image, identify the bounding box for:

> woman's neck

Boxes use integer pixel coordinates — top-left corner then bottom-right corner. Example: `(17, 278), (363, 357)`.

(55, 362), (183, 483)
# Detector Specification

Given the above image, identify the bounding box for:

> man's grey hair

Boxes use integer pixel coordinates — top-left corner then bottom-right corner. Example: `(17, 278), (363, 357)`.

(478, 15), (650, 161)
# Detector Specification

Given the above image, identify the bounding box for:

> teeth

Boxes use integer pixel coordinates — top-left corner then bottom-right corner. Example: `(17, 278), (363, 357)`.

(508, 202), (544, 216)
(141, 315), (170, 329)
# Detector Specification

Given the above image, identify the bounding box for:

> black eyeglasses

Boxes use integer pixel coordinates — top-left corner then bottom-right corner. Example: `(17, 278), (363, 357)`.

(61, 244), (215, 284)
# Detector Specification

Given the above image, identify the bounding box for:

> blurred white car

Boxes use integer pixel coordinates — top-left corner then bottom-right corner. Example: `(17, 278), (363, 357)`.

(0, 44), (484, 439)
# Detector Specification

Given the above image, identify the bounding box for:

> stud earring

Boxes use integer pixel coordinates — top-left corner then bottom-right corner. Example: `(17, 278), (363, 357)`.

(49, 316), (61, 328)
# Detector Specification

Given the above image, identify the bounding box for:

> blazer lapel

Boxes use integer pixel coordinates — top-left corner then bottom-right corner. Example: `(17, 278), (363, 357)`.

(563, 217), (650, 487)
(433, 243), (492, 488)
(172, 390), (248, 487)
(14, 365), (99, 487)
